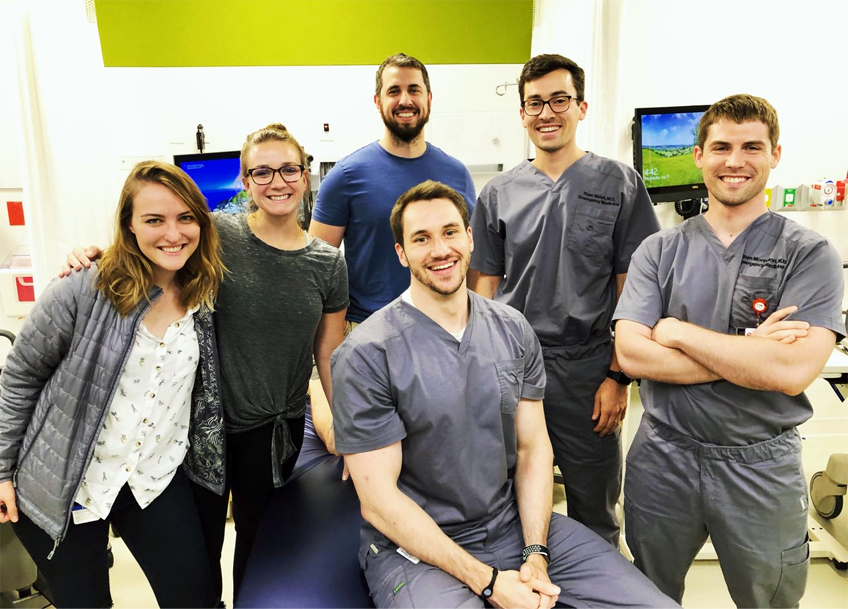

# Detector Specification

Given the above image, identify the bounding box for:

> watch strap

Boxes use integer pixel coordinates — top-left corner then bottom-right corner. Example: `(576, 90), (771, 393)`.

(607, 369), (633, 386)
(522, 543), (551, 564)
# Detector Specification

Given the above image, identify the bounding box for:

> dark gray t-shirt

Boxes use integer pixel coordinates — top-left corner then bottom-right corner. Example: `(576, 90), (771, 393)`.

(470, 153), (659, 348)
(213, 213), (348, 433)
(332, 292), (545, 541)
(614, 213), (845, 444)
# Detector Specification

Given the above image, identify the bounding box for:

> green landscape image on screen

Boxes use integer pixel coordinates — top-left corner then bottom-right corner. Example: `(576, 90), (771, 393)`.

(640, 111), (704, 188)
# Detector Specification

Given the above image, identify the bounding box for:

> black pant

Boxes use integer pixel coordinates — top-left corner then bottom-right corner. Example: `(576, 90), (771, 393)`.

(13, 469), (215, 608)
(192, 417), (304, 603)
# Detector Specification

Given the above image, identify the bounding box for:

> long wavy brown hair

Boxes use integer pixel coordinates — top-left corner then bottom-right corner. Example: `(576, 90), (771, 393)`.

(96, 161), (224, 316)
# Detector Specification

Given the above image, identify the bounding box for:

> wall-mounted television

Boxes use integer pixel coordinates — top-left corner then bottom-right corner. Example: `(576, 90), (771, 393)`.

(633, 104), (709, 204)
(173, 150), (249, 213)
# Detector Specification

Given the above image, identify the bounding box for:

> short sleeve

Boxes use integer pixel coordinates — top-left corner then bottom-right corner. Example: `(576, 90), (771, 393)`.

(469, 185), (506, 276)
(778, 239), (845, 341)
(520, 316), (546, 400)
(311, 162), (350, 227)
(613, 237), (664, 329)
(322, 251), (350, 313)
(461, 168), (477, 217)
(612, 173), (660, 275)
(331, 338), (407, 454)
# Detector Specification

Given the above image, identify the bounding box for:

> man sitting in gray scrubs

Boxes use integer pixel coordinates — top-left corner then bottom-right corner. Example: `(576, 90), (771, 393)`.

(614, 94), (846, 608)
(469, 54), (660, 546)
(332, 180), (675, 608)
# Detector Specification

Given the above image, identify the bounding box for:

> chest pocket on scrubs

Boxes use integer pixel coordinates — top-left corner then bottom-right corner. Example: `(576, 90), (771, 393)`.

(730, 274), (782, 331)
(496, 358), (524, 415)
(566, 208), (616, 258)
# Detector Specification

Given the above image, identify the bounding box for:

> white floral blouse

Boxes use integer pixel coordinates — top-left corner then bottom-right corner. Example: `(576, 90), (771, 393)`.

(75, 306), (200, 519)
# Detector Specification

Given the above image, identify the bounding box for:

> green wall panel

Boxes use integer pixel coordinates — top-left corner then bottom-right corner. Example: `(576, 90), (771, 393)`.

(95, 0), (533, 67)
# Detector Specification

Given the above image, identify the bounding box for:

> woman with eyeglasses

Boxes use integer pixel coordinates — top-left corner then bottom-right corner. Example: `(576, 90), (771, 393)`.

(63, 125), (348, 604)
(195, 123), (349, 601)
(1, 161), (225, 608)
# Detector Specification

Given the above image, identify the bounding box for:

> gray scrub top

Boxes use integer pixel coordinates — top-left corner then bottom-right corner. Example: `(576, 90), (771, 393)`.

(614, 212), (845, 445)
(470, 153), (659, 348)
(332, 291), (545, 539)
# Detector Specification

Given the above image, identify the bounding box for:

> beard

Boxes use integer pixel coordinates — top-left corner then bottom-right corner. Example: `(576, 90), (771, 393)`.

(408, 257), (468, 297)
(381, 104), (430, 144)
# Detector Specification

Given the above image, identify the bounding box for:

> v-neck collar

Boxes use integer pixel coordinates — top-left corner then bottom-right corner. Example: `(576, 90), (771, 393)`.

(523, 152), (592, 187)
(397, 292), (475, 356)
(692, 212), (772, 262)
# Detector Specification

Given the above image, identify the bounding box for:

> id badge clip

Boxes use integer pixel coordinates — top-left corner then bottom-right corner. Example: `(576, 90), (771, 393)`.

(742, 298), (769, 336)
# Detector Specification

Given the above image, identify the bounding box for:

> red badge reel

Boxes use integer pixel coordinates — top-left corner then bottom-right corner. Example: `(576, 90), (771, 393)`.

(752, 298), (768, 327)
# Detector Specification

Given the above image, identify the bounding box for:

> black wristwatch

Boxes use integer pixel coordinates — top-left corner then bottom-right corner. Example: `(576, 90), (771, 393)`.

(480, 567), (498, 600)
(606, 369), (634, 386)
(522, 543), (551, 564)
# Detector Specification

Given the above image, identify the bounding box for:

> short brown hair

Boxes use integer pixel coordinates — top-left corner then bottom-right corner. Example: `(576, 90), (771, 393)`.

(375, 53), (431, 96)
(697, 94), (780, 150)
(519, 54), (585, 103)
(97, 161), (224, 316)
(390, 180), (470, 246)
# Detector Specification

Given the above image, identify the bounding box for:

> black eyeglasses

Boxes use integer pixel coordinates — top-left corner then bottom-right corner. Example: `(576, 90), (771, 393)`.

(521, 96), (576, 116)
(246, 165), (305, 185)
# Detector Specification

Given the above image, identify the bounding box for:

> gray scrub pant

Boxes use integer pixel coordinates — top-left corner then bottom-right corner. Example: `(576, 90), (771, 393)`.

(625, 415), (809, 608)
(361, 499), (676, 608)
(542, 340), (622, 547)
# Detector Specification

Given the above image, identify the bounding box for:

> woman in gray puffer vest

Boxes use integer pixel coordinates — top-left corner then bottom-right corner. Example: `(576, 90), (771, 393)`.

(0, 161), (226, 608)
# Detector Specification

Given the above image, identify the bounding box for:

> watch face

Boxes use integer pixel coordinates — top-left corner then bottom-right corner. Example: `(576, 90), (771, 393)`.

(483, 590), (492, 598)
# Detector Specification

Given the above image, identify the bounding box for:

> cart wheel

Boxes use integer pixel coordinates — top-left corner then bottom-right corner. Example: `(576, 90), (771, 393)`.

(834, 560), (848, 571)
(810, 471), (844, 519)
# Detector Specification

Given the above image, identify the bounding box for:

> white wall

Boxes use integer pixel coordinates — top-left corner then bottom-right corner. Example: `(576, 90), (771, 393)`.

(0, 0), (528, 298)
(614, 0), (848, 255)
(533, 0), (848, 301)
(4, 0), (847, 298)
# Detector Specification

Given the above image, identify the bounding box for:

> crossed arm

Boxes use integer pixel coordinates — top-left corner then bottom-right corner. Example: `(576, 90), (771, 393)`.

(344, 398), (560, 609)
(616, 306), (836, 395)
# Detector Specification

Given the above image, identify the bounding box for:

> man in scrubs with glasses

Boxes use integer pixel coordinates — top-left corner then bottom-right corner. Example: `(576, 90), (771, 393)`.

(469, 54), (659, 547)
(614, 94), (845, 607)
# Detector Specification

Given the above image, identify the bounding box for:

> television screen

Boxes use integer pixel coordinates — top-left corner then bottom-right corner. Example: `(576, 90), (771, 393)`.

(174, 150), (250, 213)
(633, 105), (709, 203)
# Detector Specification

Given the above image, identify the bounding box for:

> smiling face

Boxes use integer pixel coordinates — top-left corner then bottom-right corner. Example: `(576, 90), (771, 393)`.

(694, 119), (781, 208)
(375, 66), (432, 143)
(395, 198), (473, 297)
(242, 140), (307, 220)
(129, 182), (200, 286)
(521, 69), (587, 155)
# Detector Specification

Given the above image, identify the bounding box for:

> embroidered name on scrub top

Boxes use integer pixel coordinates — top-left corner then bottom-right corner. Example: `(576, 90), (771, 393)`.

(75, 306), (200, 519)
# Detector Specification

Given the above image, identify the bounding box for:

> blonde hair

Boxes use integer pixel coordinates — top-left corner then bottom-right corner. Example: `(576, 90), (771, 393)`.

(96, 161), (224, 316)
(240, 123), (311, 212)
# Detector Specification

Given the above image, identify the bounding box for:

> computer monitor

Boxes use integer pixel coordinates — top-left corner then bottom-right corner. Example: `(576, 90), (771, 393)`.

(633, 104), (709, 204)
(173, 150), (249, 213)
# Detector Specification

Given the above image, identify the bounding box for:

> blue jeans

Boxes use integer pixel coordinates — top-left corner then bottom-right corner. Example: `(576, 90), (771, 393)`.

(13, 469), (215, 608)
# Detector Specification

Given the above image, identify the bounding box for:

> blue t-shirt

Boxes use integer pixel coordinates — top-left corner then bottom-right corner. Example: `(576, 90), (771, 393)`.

(312, 141), (476, 322)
